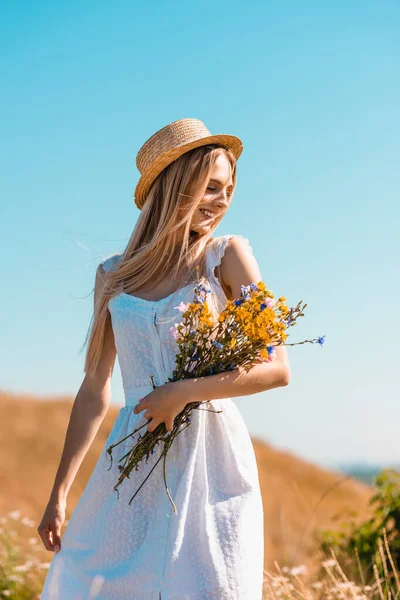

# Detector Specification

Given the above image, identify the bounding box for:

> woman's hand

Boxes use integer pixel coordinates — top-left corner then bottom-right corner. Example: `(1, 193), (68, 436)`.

(133, 380), (188, 433)
(37, 500), (66, 553)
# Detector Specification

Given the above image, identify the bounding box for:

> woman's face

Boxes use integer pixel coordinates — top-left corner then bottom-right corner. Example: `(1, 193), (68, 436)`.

(190, 152), (234, 235)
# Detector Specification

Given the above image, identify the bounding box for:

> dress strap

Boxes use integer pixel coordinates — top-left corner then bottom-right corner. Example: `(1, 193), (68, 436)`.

(205, 234), (253, 276)
(100, 252), (122, 273)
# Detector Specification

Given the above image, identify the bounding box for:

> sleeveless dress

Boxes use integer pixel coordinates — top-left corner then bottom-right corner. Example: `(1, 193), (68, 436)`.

(40, 234), (264, 600)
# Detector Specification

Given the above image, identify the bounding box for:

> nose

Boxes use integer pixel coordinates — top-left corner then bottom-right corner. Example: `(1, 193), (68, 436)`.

(215, 193), (230, 208)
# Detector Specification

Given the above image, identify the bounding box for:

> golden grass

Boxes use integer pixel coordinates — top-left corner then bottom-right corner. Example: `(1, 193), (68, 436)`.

(1, 389), (374, 573)
(2, 511), (398, 599)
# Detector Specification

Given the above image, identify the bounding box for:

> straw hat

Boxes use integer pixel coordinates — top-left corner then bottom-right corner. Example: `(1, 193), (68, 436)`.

(133, 117), (243, 209)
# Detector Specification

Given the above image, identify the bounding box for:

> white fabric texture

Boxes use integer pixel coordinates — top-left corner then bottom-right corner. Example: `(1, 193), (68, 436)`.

(40, 234), (264, 600)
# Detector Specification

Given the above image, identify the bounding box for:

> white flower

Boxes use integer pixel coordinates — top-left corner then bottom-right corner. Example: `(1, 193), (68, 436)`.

(21, 517), (35, 527)
(322, 558), (337, 568)
(7, 575), (23, 583)
(28, 537), (38, 545)
(289, 564), (308, 576)
(173, 301), (188, 313)
(169, 323), (183, 341)
(7, 509), (21, 520)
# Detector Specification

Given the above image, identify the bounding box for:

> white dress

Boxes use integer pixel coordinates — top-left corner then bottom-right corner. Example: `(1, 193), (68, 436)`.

(40, 234), (264, 600)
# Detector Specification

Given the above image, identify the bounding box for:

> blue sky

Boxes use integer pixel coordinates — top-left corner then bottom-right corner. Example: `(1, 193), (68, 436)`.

(1, 1), (399, 469)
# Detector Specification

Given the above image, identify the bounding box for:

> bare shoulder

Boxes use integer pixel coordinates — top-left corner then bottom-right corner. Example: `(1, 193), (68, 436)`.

(219, 235), (262, 301)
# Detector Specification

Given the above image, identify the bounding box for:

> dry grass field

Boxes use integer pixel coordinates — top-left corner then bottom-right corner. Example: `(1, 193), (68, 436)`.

(0, 389), (374, 574)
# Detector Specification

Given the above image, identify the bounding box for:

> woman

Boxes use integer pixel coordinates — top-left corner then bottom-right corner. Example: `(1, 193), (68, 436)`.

(38, 117), (291, 599)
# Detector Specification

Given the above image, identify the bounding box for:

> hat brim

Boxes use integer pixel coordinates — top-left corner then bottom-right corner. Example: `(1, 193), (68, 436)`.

(133, 133), (243, 209)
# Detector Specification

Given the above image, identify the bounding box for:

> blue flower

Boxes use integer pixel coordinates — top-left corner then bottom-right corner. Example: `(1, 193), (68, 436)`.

(197, 283), (212, 295)
(316, 335), (326, 347)
(267, 345), (275, 355)
(260, 302), (267, 311)
(250, 282), (259, 291)
(212, 341), (223, 350)
(234, 298), (244, 306)
(193, 352), (199, 360)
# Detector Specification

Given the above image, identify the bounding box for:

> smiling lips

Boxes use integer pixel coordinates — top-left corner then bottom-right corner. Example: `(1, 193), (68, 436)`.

(200, 208), (216, 219)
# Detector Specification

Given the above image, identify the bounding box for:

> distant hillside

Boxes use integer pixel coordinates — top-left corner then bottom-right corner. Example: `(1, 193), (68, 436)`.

(337, 463), (391, 485)
(0, 390), (374, 571)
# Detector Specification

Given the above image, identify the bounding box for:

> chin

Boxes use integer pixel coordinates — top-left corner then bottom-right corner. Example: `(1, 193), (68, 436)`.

(191, 223), (213, 235)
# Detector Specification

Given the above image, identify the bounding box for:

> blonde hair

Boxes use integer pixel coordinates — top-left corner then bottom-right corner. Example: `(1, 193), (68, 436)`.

(82, 144), (238, 377)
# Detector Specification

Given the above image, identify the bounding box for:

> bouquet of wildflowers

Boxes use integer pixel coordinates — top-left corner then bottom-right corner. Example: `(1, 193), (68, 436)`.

(106, 267), (325, 511)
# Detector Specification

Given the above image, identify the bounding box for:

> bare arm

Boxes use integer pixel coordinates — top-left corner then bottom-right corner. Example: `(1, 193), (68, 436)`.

(38, 264), (117, 552)
(43, 265), (116, 504)
(178, 236), (291, 402)
(48, 264), (117, 505)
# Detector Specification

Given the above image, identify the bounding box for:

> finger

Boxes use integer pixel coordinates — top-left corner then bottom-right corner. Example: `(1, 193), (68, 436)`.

(37, 525), (54, 552)
(165, 419), (174, 433)
(147, 419), (160, 433)
(51, 524), (62, 554)
(133, 398), (147, 414)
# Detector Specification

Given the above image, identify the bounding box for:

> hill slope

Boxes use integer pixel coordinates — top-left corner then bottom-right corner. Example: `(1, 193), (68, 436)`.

(0, 390), (373, 570)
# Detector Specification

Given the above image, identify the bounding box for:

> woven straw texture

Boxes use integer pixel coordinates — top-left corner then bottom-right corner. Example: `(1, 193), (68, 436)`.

(134, 118), (243, 209)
